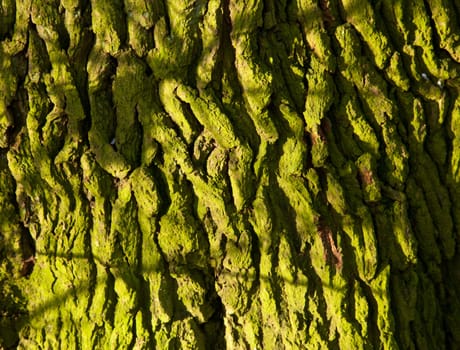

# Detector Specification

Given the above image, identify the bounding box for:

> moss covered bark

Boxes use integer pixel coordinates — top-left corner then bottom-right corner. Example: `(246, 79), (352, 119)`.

(1, 0), (460, 348)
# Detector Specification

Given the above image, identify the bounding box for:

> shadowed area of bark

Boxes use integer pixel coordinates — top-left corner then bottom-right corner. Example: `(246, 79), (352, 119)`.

(1, 0), (460, 349)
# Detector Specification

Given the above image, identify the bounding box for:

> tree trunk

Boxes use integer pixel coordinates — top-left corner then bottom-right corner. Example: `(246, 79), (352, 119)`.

(1, 0), (460, 348)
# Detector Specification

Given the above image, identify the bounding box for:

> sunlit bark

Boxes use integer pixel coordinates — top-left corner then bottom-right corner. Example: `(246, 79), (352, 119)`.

(1, 0), (460, 349)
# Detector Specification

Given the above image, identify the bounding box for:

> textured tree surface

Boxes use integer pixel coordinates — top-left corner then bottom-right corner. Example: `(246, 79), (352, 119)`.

(1, 0), (460, 349)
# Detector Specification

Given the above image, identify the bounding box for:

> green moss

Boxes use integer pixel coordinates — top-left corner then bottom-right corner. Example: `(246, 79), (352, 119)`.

(304, 56), (334, 129)
(30, 0), (61, 45)
(426, 128), (447, 167)
(450, 98), (460, 181)
(112, 52), (144, 166)
(353, 281), (369, 339)
(111, 275), (139, 347)
(405, 179), (442, 264)
(0, 45), (16, 148)
(358, 207), (378, 280)
(276, 235), (308, 346)
(218, 230), (255, 316)
(410, 98), (427, 145)
(239, 302), (262, 349)
(306, 295), (329, 348)
(258, 280), (281, 349)
(60, 1), (84, 57)
(310, 129), (329, 168)
(276, 176), (316, 248)
(386, 52), (411, 91)
(158, 192), (207, 267)
(369, 266), (399, 349)
(205, 145), (227, 179)
(147, 0), (205, 80)
(91, 0), (125, 55)
(341, 0), (392, 69)
(0, 268), (27, 348)
(4, 0), (460, 347)
(305, 168), (320, 198)
(147, 18), (185, 79)
(412, 273), (444, 349)
(335, 24), (393, 125)
(171, 267), (214, 323)
(133, 310), (151, 349)
(355, 153), (381, 202)
(278, 103), (307, 176)
(110, 180), (141, 268)
(381, 123), (409, 188)
(230, 15), (277, 143)
(335, 113), (364, 160)
(175, 85), (239, 149)
(400, 1), (450, 80)
(0, 161), (20, 256)
(229, 0), (263, 35)
(407, 114), (454, 260)
(426, 0), (460, 62)
(317, 273), (369, 349)
(391, 269), (418, 348)
(151, 276), (175, 324)
(124, 0), (156, 29)
(158, 80), (197, 145)
(0, 103), (13, 148)
(2, 0), (30, 55)
(326, 173), (347, 215)
(170, 317), (206, 349)
(87, 45), (131, 178)
(391, 200), (417, 266)
(131, 167), (160, 218)
(249, 180), (273, 247)
(297, 0), (335, 71)
(196, 0), (222, 89)
(266, 27), (307, 110)
(228, 144), (254, 210)
(0, 0), (15, 38)
(127, 20), (154, 56)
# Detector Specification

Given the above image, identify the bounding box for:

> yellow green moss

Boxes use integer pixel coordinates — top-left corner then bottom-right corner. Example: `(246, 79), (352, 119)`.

(355, 153), (381, 202)
(158, 79), (198, 145)
(296, 0), (336, 71)
(112, 52), (144, 166)
(227, 144), (254, 210)
(87, 44), (131, 178)
(304, 56), (335, 129)
(278, 103), (307, 176)
(370, 266), (399, 349)
(90, 0), (125, 55)
(426, 0), (460, 62)
(2, 0), (30, 55)
(405, 179), (442, 264)
(196, 0), (222, 89)
(175, 85), (239, 149)
(0, 45), (16, 148)
(341, 0), (392, 69)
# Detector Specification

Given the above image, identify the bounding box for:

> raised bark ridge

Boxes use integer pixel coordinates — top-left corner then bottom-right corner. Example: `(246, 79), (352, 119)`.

(1, 0), (460, 349)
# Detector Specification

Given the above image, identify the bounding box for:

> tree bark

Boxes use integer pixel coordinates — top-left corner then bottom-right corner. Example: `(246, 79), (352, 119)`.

(1, 0), (460, 349)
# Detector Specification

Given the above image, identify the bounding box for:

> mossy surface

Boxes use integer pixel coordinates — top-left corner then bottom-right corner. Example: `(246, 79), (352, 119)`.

(1, 0), (460, 349)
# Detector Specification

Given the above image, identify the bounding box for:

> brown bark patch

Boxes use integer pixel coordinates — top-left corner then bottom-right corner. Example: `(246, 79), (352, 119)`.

(319, 0), (335, 29)
(20, 256), (35, 277)
(318, 221), (343, 271)
(359, 168), (374, 185)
